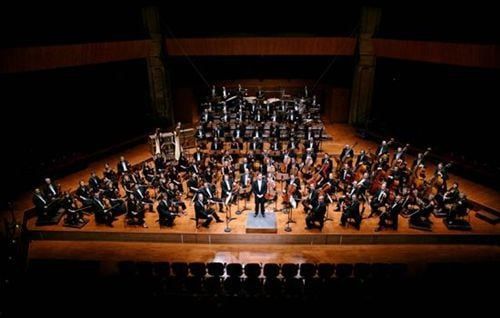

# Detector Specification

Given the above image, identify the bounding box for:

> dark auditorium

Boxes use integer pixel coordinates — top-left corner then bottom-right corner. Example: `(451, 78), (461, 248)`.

(1, 2), (499, 316)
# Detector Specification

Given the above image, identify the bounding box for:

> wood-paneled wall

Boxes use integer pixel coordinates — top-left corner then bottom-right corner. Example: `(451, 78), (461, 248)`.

(165, 37), (357, 56)
(373, 39), (500, 69)
(0, 40), (153, 73)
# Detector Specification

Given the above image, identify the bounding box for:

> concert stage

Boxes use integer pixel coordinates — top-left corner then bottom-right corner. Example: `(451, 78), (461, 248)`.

(20, 124), (500, 246)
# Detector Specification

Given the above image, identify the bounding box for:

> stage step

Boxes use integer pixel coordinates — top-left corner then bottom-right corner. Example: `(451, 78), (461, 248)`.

(475, 211), (500, 224)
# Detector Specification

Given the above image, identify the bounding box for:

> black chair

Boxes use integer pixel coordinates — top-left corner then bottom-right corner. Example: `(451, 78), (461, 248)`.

(353, 263), (371, 281)
(205, 262), (224, 294)
(281, 263), (299, 279)
(153, 262), (170, 278)
(244, 263), (262, 279)
(299, 263), (317, 279)
(263, 263), (282, 297)
(335, 263), (354, 279)
(189, 262), (206, 278)
(224, 263), (243, 295)
(317, 263), (335, 280)
(282, 263), (302, 297)
(171, 262), (189, 278)
(118, 261), (137, 278)
(136, 261), (154, 278)
(187, 262), (206, 294)
(243, 263), (262, 296)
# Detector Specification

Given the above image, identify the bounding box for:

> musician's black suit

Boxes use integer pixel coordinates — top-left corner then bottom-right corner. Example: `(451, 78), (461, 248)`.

(252, 179), (267, 217)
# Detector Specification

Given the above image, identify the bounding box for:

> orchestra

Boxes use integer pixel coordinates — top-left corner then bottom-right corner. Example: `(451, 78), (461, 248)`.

(31, 85), (471, 233)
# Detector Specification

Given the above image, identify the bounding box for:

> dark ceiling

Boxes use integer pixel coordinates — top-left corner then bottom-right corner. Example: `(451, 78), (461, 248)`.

(0, 3), (498, 48)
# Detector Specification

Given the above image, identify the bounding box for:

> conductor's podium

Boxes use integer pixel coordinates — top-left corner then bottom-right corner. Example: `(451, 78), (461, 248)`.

(246, 212), (278, 234)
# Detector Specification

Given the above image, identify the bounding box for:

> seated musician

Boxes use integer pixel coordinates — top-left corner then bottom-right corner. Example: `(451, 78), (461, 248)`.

(33, 188), (55, 219)
(444, 182), (460, 204)
(355, 150), (370, 167)
(392, 146), (407, 165)
(177, 153), (189, 172)
(43, 178), (60, 201)
(222, 151), (233, 165)
(103, 163), (118, 188)
(369, 182), (388, 217)
(142, 162), (157, 186)
(133, 184), (153, 212)
(356, 172), (371, 202)
(126, 193), (147, 228)
(321, 154), (333, 175)
(62, 193), (86, 226)
(240, 169), (252, 199)
(335, 181), (357, 211)
(93, 192), (115, 227)
(340, 194), (361, 229)
(193, 147), (204, 164)
(305, 195), (327, 230)
(166, 182), (187, 214)
(302, 184), (319, 214)
(154, 153), (167, 173)
(200, 182), (223, 212)
(304, 137), (317, 153)
(221, 174), (234, 203)
(287, 138), (298, 152)
(157, 194), (177, 227)
(187, 173), (200, 197)
(338, 163), (353, 187)
(301, 148), (317, 165)
(233, 124), (244, 139)
(409, 194), (434, 226)
(435, 162), (450, 181)
(230, 137), (243, 150)
(203, 166), (214, 184)
(88, 172), (102, 192)
(249, 137), (263, 151)
(270, 138), (281, 151)
(76, 180), (93, 207)
(446, 193), (468, 224)
(117, 156), (131, 175)
(375, 194), (403, 232)
(375, 140), (390, 157)
(239, 158), (251, 174)
(211, 137), (223, 151)
(103, 182), (126, 215)
(340, 144), (354, 164)
(194, 193), (223, 228)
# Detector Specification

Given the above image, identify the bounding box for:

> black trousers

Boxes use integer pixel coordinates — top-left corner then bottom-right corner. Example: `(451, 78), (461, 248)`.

(306, 215), (324, 229)
(378, 212), (398, 229)
(254, 197), (265, 215)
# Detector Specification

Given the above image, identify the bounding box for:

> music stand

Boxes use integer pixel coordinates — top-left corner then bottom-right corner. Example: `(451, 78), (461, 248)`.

(284, 196), (297, 232)
(235, 188), (250, 215)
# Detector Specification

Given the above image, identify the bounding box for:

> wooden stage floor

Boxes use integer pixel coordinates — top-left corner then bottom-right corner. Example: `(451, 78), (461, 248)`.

(21, 123), (500, 245)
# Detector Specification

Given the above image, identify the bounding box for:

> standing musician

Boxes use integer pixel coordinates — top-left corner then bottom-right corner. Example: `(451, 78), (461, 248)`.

(252, 173), (267, 217)
(305, 195), (327, 230)
(194, 193), (223, 228)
